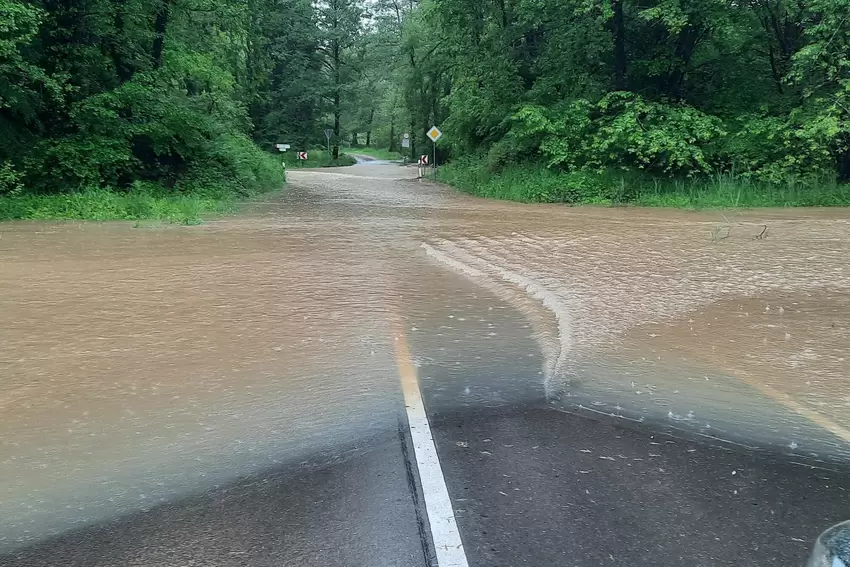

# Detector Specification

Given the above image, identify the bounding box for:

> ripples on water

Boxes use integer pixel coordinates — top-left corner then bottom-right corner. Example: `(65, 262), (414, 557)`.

(1, 163), (848, 546)
(425, 206), (850, 464)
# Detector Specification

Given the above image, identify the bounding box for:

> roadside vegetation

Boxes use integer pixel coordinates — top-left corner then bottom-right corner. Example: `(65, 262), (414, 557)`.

(0, 0), (367, 222)
(440, 160), (850, 209)
(0, 188), (232, 224)
(282, 151), (357, 169)
(4, 0), (850, 217)
(386, 1), (850, 208)
(348, 148), (405, 161)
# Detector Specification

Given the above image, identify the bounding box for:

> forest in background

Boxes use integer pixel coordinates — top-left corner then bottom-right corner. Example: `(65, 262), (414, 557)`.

(2, 0), (850, 218)
(0, 0), (370, 220)
(392, 0), (850, 206)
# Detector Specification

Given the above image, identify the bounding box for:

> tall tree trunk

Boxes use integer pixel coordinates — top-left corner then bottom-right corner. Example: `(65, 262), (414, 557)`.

(767, 45), (785, 95)
(246, 0), (262, 131)
(365, 107), (374, 146)
(388, 91), (398, 151)
(333, 40), (341, 159)
(333, 105), (341, 158)
(409, 117), (416, 161)
(612, 0), (626, 90)
(152, 0), (173, 69)
(108, 3), (134, 82)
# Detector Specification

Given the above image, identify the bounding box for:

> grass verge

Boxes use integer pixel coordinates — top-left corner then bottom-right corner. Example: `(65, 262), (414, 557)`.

(1, 175), (285, 224)
(347, 147), (404, 161)
(283, 150), (357, 168)
(0, 188), (242, 224)
(2, 138), (287, 223)
(439, 157), (850, 208)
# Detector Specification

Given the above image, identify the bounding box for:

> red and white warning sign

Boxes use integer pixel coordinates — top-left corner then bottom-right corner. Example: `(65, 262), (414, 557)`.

(297, 152), (308, 160)
(419, 154), (429, 165)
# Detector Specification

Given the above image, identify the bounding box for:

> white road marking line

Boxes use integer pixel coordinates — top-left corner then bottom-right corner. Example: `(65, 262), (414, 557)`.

(395, 332), (470, 567)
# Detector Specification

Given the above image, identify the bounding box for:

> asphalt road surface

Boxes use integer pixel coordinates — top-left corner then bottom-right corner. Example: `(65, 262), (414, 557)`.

(2, 162), (849, 566)
(5, 383), (849, 566)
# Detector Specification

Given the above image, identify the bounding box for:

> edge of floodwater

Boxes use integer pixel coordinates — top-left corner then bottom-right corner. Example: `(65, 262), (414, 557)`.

(420, 224), (850, 473)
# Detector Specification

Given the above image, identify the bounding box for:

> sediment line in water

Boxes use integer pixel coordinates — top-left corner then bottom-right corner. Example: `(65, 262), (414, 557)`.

(422, 240), (572, 397)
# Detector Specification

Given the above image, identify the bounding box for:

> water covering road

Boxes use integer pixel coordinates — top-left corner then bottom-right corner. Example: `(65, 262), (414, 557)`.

(1, 161), (849, 564)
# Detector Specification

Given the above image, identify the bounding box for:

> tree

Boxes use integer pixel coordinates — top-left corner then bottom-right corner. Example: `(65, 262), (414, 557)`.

(245, 0), (322, 151)
(316, 0), (363, 158)
(386, 0), (850, 183)
(0, 0), (320, 196)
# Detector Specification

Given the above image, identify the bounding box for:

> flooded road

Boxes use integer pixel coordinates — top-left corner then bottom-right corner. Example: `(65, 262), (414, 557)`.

(1, 162), (849, 553)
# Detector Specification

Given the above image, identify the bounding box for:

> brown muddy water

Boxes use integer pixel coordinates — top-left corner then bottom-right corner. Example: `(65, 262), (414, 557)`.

(1, 163), (849, 548)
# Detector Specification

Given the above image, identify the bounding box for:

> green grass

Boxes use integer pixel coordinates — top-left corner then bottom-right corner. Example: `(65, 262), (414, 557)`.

(347, 147), (404, 161)
(630, 173), (850, 208)
(0, 188), (239, 223)
(282, 150), (357, 168)
(438, 158), (850, 209)
(1, 137), (287, 222)
(0, 174), (285, 223)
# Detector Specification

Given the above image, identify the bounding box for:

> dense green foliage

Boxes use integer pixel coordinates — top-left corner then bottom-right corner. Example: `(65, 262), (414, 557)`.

(0, 186), (238, 223)
(372, 0), (850, 202)
(5, 0), (850, 215)
(282, 150), (357, 167)
(441, 157), (850, 208)
(0, 0), (374, 219)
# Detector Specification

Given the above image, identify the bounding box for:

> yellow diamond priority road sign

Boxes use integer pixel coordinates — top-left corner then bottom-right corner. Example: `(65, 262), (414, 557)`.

(426, 126), (443, 142)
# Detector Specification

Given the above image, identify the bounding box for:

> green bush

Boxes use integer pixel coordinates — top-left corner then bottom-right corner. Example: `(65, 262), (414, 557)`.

(0, 163), (24, 196)
(720, 111), (842, 183)
(0, 186), (237, 223)
(24, 135), (135, 191)
(438, 158), (850, 208)
(440, 159), (608, 204)
(180, 133), (285, 197)
(511, 94), (726, 176)
(282, 150), (356, 167)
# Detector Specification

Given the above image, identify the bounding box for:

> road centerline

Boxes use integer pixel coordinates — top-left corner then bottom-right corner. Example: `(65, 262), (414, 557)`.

(394, 325), (470, 567)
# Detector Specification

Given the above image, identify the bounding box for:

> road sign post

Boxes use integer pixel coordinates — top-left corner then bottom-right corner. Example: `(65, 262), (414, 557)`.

(426, 126), (442, 181)
(324, 129), (334, 156)
(418, 154), (429, 178)
(275, 144), (290, 173)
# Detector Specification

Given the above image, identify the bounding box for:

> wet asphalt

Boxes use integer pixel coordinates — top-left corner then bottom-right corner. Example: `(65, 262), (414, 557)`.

(5, 400), (849, 566)
(4, 259), (849, 567)
(0, 430), (425, 567)
(429, 405), (850, 567)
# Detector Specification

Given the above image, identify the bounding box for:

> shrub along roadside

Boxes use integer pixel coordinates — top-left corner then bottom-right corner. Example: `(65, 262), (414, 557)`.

(282, 150), (357, 168)
(0, 189), (234, 224)
(438, 158), (850, 209)
(0, 148), (286, 223)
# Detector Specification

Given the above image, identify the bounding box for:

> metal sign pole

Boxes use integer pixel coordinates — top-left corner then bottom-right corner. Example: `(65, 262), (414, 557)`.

(426, 126), (443, 182)
(433, 141), (437, 181)
(324, 129), (333, 159)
